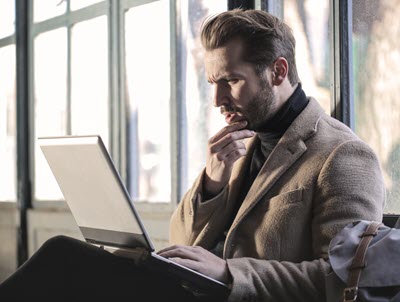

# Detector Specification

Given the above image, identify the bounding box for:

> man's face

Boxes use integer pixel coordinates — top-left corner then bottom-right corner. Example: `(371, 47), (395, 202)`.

(204, 39), (279, 131)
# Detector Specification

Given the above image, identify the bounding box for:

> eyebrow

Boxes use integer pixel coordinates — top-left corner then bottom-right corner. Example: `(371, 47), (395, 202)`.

(207, 71), (244, 83)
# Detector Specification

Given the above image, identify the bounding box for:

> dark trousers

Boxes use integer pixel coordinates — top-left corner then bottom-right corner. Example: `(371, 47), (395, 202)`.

(0, 235), (202, 302)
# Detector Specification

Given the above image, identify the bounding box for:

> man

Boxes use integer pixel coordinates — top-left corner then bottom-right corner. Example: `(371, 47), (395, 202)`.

(0, 9), (384, 302)
(158, 9), (385, 301)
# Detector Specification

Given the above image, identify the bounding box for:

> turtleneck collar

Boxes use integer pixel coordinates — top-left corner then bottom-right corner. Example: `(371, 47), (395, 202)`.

(259, 83), (309, 134)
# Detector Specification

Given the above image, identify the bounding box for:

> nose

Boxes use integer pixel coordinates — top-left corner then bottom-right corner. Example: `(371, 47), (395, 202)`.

(212, 83), (230, 108)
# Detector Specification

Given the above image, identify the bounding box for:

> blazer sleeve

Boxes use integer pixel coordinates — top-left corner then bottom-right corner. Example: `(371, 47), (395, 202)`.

(169, 168), (230, 246)
(225, 139), (385, 302)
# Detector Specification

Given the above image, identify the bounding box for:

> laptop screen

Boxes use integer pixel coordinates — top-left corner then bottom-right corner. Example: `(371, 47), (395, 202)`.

(38, 135), (153, 251)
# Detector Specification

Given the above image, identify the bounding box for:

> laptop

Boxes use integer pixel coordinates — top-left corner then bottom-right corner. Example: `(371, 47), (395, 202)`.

(38, 135), (230, 298)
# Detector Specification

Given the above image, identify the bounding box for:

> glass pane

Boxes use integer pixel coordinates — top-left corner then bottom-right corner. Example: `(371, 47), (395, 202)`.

(0, 45), (16, 201)
(353, 0), (400, 214)
(283, 0), (331, 113)
(33, 0), (67, 23)
(184, 0), (227, 194)
(34, 28), (68, 200)
(70, 0), (103, 11)
(125, 1), (171, 202)
(71, 16), (109, 145)
(0, 1), (15, 38)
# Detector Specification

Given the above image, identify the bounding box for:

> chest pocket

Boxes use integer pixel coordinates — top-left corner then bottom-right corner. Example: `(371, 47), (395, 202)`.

(268, 187), (304, 208)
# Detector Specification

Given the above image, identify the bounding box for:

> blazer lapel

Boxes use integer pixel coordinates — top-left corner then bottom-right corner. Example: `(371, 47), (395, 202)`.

(225, 136), (259, 214)
(229, 98), (324, 231)
(231, 131), (307, 230)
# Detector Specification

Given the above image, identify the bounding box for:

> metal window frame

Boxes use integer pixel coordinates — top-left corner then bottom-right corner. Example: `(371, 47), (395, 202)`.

(16, 0), (31, 266)
(0, 36), (16, 47)
(228, 0), (255, 10)
(331, 0), (354, 129)
(170, 0), (184, 204)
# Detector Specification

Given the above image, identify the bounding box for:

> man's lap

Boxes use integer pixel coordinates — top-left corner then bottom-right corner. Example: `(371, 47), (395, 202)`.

(0, 235), (198, 302)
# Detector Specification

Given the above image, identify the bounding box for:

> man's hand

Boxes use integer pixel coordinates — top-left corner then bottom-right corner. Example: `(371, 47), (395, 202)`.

(157, 245), (231, 284)
(204, 120), (255, 197)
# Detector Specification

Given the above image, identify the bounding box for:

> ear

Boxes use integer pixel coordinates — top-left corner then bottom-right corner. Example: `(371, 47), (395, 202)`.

(271, 57), (288, 86)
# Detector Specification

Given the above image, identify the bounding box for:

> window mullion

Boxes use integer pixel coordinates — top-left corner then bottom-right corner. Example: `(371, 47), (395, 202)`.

(16, 0), (32, 266)
(67, 1), (72, 135)
(228, 0), (255, 10)
(170, 0), (187, 204)
(109, 0), (123, 174)
(332, 0), (354, 128)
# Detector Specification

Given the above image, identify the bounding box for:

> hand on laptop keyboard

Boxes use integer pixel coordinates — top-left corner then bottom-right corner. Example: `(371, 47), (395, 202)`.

(157, 245), (232, 284)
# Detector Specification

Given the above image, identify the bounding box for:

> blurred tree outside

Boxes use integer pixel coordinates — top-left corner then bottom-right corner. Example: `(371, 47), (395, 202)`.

(353, 0), (400, 213)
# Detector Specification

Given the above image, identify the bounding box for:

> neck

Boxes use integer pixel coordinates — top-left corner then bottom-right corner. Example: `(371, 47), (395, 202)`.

(275, 81), (299, 112)
(258, 82), (308, 134)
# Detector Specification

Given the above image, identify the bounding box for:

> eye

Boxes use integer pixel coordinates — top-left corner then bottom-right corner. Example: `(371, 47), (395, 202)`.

(227, 79), (239, 84)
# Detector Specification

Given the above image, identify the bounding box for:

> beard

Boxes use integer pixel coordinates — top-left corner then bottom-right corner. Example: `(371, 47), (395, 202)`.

(239, 80), (279, 131)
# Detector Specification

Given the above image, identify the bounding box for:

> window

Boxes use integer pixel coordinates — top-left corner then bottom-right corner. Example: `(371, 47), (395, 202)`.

(34, 28), (67, 200)
(31, 0), (228, 205)
(33, 1), (109, 201)
(33, 0), (67, 23)
(352, 0), (400, 213)
(20, 0), (400, 214)
(282, 0), (331, 114)
(124, 1), (171, 202)
(123, 0), (228, 202)
(0, 1), (16, 202)
(183, 0), (227, 195)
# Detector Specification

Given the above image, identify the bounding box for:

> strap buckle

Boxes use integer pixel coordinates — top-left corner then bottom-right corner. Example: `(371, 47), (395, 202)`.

(344, 286), (358, 302)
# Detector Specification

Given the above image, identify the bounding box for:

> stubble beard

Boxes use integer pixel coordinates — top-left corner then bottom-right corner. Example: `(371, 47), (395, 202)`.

(242, 81), (279, 132)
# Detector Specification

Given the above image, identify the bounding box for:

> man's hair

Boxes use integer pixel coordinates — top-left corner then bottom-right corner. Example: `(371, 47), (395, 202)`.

(201, 9), (299, 86)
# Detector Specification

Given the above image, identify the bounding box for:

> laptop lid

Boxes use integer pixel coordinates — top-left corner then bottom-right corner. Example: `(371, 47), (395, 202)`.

(38, 135), (154, 252)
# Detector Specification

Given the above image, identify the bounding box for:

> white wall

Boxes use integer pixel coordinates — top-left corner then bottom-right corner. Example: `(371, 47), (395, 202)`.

(0, 204), (18, 282)
(0, 203), (173, 282)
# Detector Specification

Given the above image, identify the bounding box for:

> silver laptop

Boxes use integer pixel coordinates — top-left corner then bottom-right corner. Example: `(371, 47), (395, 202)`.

(38, 135), (229, 297)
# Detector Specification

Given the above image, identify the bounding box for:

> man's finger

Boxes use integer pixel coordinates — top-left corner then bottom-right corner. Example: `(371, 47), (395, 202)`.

(210, 130), (254, 154)
(225, 147), (247, 165)
(169, 258), (203, 273)
(213, 140), (246, 161)
(158, 246), (200, 261)
(157, 245), (181, 254)
(209, 120), (248, 143)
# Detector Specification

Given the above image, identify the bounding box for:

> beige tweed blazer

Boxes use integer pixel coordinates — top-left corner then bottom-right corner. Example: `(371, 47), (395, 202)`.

(170, 98), (385, 302)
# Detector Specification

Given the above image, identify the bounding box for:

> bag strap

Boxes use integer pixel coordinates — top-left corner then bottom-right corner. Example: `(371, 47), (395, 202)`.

(343, 221), (382, 302)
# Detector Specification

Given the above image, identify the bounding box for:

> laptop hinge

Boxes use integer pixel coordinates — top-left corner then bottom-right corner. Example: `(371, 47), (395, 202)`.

(94, 244), (150, 265)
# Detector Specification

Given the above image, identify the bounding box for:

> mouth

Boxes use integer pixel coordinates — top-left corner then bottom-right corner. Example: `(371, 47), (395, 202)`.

(220, 105), (246, 125)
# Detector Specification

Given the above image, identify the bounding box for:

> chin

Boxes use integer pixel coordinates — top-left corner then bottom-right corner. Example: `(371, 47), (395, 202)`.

(245, 123), (256, 131)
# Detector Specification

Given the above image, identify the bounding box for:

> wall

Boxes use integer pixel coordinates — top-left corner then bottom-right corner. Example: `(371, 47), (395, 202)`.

(0, 204), (18, 282)
(0, 203), (173, 282)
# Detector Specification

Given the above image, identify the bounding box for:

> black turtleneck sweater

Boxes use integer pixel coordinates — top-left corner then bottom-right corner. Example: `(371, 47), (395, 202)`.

(211, 84), (309, 257)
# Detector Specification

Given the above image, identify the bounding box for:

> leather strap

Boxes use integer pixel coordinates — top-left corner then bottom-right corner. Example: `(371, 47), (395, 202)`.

(343, 221), (382, 302)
